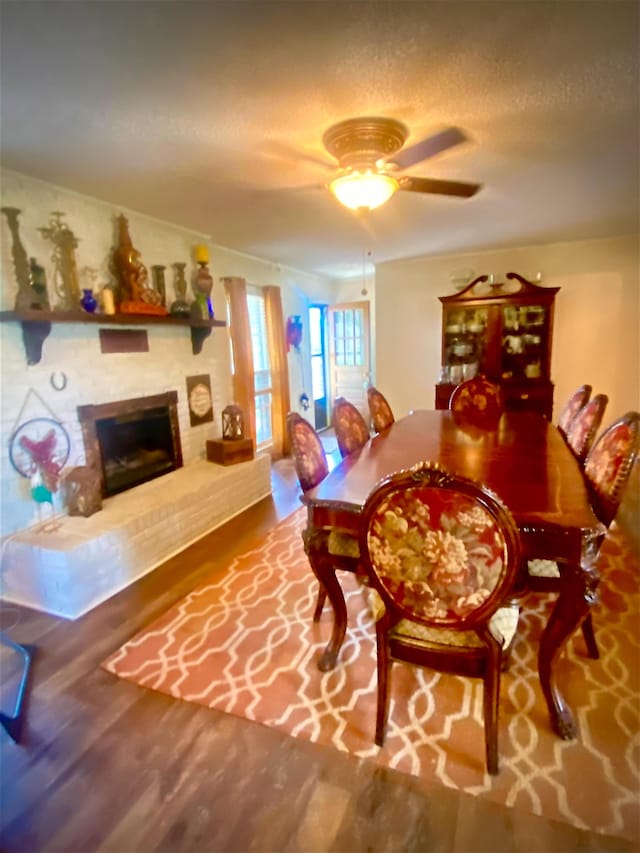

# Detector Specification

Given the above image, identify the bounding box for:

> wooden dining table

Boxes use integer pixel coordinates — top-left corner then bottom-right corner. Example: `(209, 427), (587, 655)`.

(301, 409), (605, 741)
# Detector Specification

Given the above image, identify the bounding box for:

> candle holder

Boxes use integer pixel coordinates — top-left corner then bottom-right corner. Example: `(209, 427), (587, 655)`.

(169, 262), (191, 318)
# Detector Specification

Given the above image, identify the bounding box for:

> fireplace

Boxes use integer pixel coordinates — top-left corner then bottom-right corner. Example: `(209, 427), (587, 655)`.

(78, 392), (183, 497)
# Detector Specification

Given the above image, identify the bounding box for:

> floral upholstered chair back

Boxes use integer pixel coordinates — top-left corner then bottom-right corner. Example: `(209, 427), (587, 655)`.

(286, 411), (329, 493)
(565, 393), (608, 465)
(584, 411), (640, 527)
(557, 384), (592, 438)
(332, 397), (370, 458)
(367, 386), (395, 433)
(449, 376), (504, 429)
(359, 462), (520, 630)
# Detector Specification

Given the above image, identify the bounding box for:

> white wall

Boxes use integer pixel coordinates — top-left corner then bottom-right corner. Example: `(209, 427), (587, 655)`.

(0, 169), (334, 536)
(375, 236), (640, 424)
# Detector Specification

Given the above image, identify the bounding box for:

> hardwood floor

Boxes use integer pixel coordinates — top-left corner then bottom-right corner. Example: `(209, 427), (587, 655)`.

(0, 458), (634, 853)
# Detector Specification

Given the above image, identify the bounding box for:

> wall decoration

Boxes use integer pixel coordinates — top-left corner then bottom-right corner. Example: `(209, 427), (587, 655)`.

(99, 328), (149, 354)
(9, 417), (71, 500)
(186, 374), (213, 427)
(286, 315), (303, 352)
(50, 371), (68, 392)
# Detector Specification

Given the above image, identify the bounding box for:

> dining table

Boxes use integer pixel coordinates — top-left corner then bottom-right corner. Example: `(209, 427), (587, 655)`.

(301, 409), (605, 741)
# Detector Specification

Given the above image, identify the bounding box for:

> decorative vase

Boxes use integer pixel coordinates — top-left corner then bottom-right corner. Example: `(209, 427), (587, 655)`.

(151, 264), (167, 307)
(170, 262), (191, 318)
(80, 288), (98, 313)
(194, 262), (214, 318)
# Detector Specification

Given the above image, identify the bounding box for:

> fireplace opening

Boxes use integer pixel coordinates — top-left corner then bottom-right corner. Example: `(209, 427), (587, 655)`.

(96, 406), (176, 496)
(78, 391), (183, 498)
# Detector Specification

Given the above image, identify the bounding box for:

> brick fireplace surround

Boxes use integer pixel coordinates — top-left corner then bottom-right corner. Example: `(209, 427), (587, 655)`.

(1, 454), (271, 619)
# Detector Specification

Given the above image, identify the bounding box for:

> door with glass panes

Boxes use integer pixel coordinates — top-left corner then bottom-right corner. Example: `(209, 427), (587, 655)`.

(328, 301), (371, 421)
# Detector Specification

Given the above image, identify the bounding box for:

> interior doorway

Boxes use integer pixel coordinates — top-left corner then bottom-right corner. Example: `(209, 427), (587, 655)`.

(309, 304), (328, 429)
(328, 301), (371, 421)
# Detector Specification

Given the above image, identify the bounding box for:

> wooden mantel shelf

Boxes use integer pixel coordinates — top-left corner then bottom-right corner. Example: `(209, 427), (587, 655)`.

(0, 309), (226, 364)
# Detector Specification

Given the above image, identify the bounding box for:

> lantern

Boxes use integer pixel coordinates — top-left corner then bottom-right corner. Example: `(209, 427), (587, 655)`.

(222, 404), (244, 440)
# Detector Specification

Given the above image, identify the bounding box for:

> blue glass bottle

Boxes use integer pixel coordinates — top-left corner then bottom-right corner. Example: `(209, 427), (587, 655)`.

(80, 288), (98, 313)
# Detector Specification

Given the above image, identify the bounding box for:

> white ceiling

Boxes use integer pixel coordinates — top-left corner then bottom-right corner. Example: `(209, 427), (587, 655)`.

(1, 1), (638, 279)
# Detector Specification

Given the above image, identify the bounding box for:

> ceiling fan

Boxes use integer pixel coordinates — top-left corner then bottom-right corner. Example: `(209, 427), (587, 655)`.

(320, 116), (482, 211)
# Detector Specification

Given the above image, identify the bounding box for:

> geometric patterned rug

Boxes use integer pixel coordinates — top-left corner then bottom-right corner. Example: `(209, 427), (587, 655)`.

(102, 508), (640, 842)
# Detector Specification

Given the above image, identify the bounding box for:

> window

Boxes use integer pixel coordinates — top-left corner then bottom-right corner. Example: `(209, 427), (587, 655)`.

(332, 307), (364, 366)
(309, 306), (325, 401)
(247, 289), (273, 446)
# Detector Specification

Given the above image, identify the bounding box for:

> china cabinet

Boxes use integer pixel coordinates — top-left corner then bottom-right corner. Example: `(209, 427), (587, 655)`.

(435, 272), (560, 417)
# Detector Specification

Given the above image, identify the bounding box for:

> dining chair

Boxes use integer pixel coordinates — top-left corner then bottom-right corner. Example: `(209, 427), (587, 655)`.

(367, 386), (395, 433)
(565, 393), (608, 465)
(332, 396), (371, 458)
(528, 410), (640, 658)
(359, 460), (521, 775)
(556, 384), (592, 439)
(286, 411), (360, 620)
(449, 375), (504, 427)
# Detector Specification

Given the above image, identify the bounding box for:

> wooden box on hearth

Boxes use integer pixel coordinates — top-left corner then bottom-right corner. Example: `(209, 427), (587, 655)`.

(206, 438), (254, 466)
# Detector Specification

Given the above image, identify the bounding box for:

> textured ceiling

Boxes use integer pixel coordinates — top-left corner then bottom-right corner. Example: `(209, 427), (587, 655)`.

(1, 1), (638, 279)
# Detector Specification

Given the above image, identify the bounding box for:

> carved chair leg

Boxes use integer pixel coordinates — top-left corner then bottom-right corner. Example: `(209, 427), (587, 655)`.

(313, 583), (327, 622)
(483, 640), (502, 775)
(581, 613), (600, 659)
(375, 625), (391, 747)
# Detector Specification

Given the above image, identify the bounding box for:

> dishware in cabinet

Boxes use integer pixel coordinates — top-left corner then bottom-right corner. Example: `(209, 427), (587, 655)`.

(435, 272), (560, 417)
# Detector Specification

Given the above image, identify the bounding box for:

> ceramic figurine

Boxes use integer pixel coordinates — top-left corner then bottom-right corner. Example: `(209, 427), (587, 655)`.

(111, 215), (167, 315)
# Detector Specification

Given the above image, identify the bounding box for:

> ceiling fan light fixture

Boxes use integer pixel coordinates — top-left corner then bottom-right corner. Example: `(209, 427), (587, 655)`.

(329, 170), (398, 211)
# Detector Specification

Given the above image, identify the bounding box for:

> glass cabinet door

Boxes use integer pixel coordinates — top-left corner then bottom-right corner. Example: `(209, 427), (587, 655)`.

(500, 303), (548, 381)
(442, 306), (490, 383)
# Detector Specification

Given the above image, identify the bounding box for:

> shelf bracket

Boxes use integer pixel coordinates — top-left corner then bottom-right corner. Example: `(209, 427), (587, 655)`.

(21, 320), (52, 365)
(190, 325), (212, 355)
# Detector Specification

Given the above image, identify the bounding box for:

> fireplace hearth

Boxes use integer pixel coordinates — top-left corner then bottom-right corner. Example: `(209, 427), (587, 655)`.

(78, 392), (183, 497)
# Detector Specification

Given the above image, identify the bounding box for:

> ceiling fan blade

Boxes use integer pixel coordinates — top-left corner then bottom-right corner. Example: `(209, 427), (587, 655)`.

(398, 176), (481, 198)
(262, 141), (335, 172)
(386, 127), (468, 170)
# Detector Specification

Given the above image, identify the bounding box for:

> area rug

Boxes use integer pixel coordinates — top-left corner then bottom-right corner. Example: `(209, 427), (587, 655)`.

(103, 508), (640, 841)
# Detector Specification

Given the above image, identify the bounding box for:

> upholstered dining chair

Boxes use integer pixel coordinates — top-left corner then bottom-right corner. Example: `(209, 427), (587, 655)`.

(557, 383), (592, 439)
(449, 375), (504, 428)
(286, 411), (360, 620)
(359, 461), (521, 775)
(367, 386), (395, 433)
(528, 411), (640, 659)
(565, 393), (608, 465)
(332, 396), (371, 458)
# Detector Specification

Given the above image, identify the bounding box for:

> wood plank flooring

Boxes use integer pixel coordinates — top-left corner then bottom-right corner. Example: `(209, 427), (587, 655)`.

(0, 458), (635, 852)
